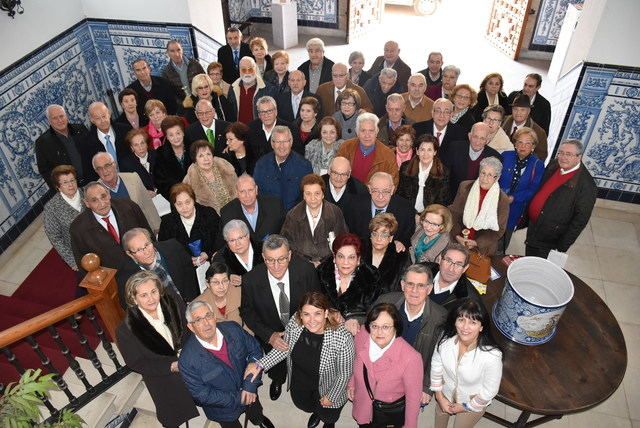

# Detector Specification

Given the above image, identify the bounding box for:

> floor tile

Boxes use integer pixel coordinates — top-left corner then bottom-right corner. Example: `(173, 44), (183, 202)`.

(621, 323), (640, 420)
(583, 277), (607, 303)
(592, 207), (640, 225)
(592, 383), (630, 419)
(632, 419), (640, 428)
(591, 218), (640, 251)
(604, 282), (640, 325)
(565, 244), (602, 279)
(567, 410), (632, 427)
(0, 278), (19, 297)
(573, 222), (595, 247)
(597, 247), (640, 286)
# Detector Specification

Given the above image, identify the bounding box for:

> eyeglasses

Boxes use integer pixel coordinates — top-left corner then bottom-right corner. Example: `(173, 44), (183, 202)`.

(209, 278), (230, 287)
(195, 85), (210, 91)
(190, 312), (216, 326)
(95, 162), (115, 172)
(479, 171), (498, 179)
(332, 73), (347, 78)
(455, 94), (470, 100)
(442, 256), (466, 270)
(422, 219), (443, 228)
(258, 108), (276, 115)
(484, 118), (502, 124)
(128, 241), (153, 255)
(227, 234), (248, 245)
(272, 139), (291, 145)
(329, 170), (350, 178)
(370, 189), (392, 196)
(58, 178), (77, 186)
(264, 256), (289, 266)
(370, 324), (394, 332)
(404, 281), (430, 291)
(240, 67), (255, 73)
(433, 109), (452, 115)
(196, 109), (215, 116)
(340, 101), (356, 106)
(370, 231), (391, 239)
(557, 151), (579, 158)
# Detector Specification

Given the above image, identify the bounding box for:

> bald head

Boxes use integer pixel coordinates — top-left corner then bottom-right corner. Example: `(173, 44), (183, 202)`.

(328, 156), (351, 190)
(88, 102), (111, 133)
(288, 70), (306, 95)
(469, 122), (491, 152)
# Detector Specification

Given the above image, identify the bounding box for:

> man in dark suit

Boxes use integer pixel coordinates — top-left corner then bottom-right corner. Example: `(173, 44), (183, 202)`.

(184, 99), (231, 157)
(321, 156), (368, 212)
(367, 41), (412, 90)
(507, 73), (551, 135)
(161, 39), (205, 97)
(344, 172), (415, 247)
(217, 26), (253, 84)
(315, 63), (372, 118)
(127, 58), (181, 115)
(80, 102), (132, 182)
(240, 234), (321, 400)
(363, 68), (406, 117)
(413, 98), (466, 153)
(297, 38), (334, 93)
(70, 182), (152, 274)
(275, 70), (320, 122)
(35, 104), (88, 188)
(417, 51), (443, 87)
(248, 96), (302, 157)
(217, 174), (286, 247)
(441, 122), (502, 197)
(116, 228), (200, 308)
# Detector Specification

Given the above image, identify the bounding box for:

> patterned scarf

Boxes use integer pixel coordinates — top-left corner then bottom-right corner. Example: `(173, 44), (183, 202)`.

(450, 107), (469, 124)
(199, 164), (232, 213)
(141, 251), (181, 297)
(148, 122), (164, 149)
(509, 155), (530, 195)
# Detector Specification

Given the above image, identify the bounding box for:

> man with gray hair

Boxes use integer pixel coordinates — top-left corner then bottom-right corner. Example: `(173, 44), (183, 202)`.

(315, 62), (373, 117)
(253, 126), (313, 210)
(297, 37), (335, 93)
(367, 41), (412, 90)
(402, 73), (435, 123)
(240, 234), (320, 400)
(126, 58), (181, 115)
(418, 51), (444, 87)
(212, 219), (263, 286)
(377, 93), (414, 146)
(248, 95), (302, 158)
(412, 97), (466, 153)
(36, 104), (88, 188)
(526, 139), (596, 258)
(227, 56), (270, 124)
(426, 64), (460, 101)
(363, 67), (405, 117)
(321, 156), (368, 211)
(184, 99), (231, 156)
(161, 39), (205, 97)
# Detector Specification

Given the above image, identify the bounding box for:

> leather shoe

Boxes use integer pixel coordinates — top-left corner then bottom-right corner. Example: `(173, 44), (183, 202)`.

(307, 413), (321, 428)
(269, 381), (282, 400)
(258, 416), (275, 428)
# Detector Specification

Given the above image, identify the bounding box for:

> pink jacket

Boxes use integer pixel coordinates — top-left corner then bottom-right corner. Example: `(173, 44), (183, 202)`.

(348, 327), (424, 428)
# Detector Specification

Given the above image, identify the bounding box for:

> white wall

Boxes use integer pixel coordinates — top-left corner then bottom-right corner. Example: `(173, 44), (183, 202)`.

(80, 0), (191, 23)
(187, 0), (226, 43)
(587, 0), (640, 66)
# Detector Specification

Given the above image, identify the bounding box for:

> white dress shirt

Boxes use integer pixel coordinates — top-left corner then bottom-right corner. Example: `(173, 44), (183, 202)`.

(140, 306), (174, 350)
(267, 270), (291, 319)
(93, 208), (120, 236)
(195, 328), (225, 350)
(433, 124), (448, 145)
(415, 162), (432, 212)
(369, 336), (396, 362)
(329, 181), (346, 202)
(433, 272), (458, 296)
(234, 245), (254, 272)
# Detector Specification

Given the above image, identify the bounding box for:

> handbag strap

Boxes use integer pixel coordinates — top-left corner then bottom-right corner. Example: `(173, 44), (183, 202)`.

(362, 363), (375, 401)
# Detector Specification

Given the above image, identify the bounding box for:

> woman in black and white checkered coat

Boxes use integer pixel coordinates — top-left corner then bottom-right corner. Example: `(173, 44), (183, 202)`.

(245, 291), (355, 428)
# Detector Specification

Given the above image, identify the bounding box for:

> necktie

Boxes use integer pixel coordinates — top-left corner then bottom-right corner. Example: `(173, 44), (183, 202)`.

(276, 281), (289, 327)
(102, 216), (120, 244)
(104, 135), (117, 166)
(375, 208), (384, 216)
(436, 132), (442, 143)
(511, 126), (518, 140)
(336, 89), (341, 101)
(233, 50), (239, 68)
(206, 128), (215, 147)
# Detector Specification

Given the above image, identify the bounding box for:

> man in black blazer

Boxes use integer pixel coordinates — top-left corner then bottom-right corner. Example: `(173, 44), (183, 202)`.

(217, 27), (253, 84)
(344, 172), (415, 248)
(367, 41), (412, 90)
(321, 156), (368, 212)
(70, 182), (152, 274)
(127, 59), (181, 115)
(240, 234), (321, 399)
(275, 70), (321, 123)
(507, 73), (551, 135)
(248, 96), (302, 157)
(183, 99), (231, 157)
(117, 229), (200, 308)
(297, 38), (334, 93)
(35, 104), (88, 188)
(217, 174), (286, 247)
(412, 98), (466, 153)
(161, 39), (205, 97)
(80, 102), (132, 182)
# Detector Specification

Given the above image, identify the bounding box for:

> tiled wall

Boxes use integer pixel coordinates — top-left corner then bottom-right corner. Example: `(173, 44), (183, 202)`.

(230, 0), (339, 29)
(530, 0), (584, 52)
(0, 19), (221, 254)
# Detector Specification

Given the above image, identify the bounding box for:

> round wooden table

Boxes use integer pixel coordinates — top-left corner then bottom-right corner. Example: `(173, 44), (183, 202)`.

(481, 258), (627, 427)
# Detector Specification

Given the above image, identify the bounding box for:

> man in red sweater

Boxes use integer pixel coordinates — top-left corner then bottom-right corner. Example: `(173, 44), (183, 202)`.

(525, 140), (596, 258)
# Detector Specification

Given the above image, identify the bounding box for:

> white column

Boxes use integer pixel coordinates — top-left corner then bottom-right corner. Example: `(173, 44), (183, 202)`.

(271, 0), (298, 49)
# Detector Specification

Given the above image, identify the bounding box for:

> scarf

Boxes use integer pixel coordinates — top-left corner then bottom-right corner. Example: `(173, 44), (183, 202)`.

(509, 155), (530, 195)
(199, 164), (232, 213)
(462, 180), (501, 231)
(148, 122), (164, 149)
(396, 149), (413, 168)
(450, 107), (469, 124)
(414, 232), (442, 262)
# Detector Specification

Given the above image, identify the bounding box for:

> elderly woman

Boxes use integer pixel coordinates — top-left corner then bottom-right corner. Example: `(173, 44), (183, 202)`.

(363, 213), (409, 293)
(120, 128), (157, 192)
(431, 298), (503, 428)
(249, 37), (272, 77)
(116, 271), (198, 427)
(348, 303), (423, 428)
(449, 157), (510, 256)
(246, 292), (354, 428)
(398, 135), (450, 212)
(391, 125), (416, 168)
(450, 84), (478, 134)
(317, 233), (382, 336)
(426, 65), (460, 100)
(154, 115), (192, 199)
(262, 50), (290, 95)
(225, 121), (256, 176)
(482, 105), (513, 153)
(206, 61), (231, 98)
(144, 99), (168, 149)
(410, 204), (453, 263)
(158, 182), (221, 266)
(183, 139), (237, 214)
(196, 262), (247, 329)
(281, 173), (348, 266)
(43, 165), (85, 272)
(333, 88), (361, 140)
(116, 88), (148, 129)
(348, 51), (371, 87)
(182, 73), (231, 123)
(296, 96), (321, 146)
(473, 72), (509, 122)
(305, 116), (344, 175)
(212, 219), (263, 287)
(498, 127), (545, 250)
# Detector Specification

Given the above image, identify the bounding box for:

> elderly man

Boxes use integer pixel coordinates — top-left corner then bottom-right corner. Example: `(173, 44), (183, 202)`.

(126, 58), (180, 115)
(412, 98), (466, 151)
(482, 105), (513, 153)
(426, 64), (459, 101)
(35, 104), (88, 188)
(240, 234), (321, 400)
(402, 74), (434, 123)
(116, 228), (199, 308)
(336, 113), (399, 186)
(321, 156), (368, 211)
(70, 181), (152, 273)
(276, 70), (320, 122)
(440, 122), (502, 197)
(253, 126), (313, 210)
(180, 300), (275, 428)
(507, 73), (551, 134)
(217, 26), (253, 84)
(363, 68), (405, 117)
(218, 174), (286, 246)
(161, 39), (205, 96)
(374, 264), (447, 406)
(345, 172), (415, 247)
(80, 102), (132, 181)
(367, 41), (412, 90)
(315, 63), (372, 117)
(212, 219), (263, 286)
(184, 99), (231, 156)
(502, 94), (548, 161)
(526, 139), (596, 258)
(93, 152), (161, 234)
(377, 93), (414, 146)
(418, 52), (444, 87)
(227, 56), (270, 124)
(297, 38), (335, 93)
(248, 96), (302, 158)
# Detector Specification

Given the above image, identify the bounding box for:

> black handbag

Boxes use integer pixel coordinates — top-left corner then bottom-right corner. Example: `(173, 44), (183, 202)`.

(363, 364), (405, 427)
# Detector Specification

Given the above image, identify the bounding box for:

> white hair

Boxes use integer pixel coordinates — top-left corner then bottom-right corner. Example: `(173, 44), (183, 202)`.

(91, 151), (115, 169)
(306, 38), (325, 51)
(46, 104), (65, 121)
(355, 112), (380, 133)
(379, 68), (398, 81)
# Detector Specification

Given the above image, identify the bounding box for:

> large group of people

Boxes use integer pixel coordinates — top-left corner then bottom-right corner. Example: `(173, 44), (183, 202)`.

(35, 28), (598, 428)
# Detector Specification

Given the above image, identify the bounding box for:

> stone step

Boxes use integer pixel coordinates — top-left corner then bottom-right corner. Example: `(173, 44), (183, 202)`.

(42, 387), (116, 428)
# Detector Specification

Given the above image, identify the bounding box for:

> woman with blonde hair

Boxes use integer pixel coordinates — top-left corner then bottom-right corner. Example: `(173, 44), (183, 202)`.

(181, 73), (231, 123)
(249, 36), (272, 77)
(263, 50), (290, 95)
(410, 204), (453, 263)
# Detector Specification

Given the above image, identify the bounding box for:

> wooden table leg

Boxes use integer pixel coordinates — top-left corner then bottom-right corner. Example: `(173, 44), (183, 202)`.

(483, 410), (563, 427)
